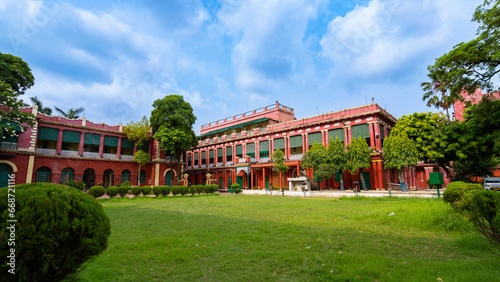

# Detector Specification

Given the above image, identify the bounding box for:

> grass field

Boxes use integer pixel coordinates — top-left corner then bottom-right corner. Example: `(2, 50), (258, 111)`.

(77, 195), (500, 281)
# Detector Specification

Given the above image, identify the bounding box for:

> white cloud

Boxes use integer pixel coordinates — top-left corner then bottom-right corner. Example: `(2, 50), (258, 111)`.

(320, 0), (481, 76)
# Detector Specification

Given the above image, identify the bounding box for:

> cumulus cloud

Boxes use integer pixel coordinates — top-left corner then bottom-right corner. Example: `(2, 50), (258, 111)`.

(320, 0), (481, 76)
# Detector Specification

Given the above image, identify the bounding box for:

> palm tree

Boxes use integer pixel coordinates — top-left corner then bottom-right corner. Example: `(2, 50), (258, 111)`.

(54, 106), (85, 119)
(30, 96), (52, 115)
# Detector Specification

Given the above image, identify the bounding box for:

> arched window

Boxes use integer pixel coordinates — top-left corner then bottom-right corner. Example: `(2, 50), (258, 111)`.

(121, 169), (131, 183)
(36, 167), (52, 183)
(60, 167), (75, 184)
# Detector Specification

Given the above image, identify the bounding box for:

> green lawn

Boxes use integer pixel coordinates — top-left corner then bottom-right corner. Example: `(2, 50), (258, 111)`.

(77, 195), (500, 281)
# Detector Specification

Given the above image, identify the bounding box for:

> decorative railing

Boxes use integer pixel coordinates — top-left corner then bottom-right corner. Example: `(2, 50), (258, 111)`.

(82, 152), (99, 158)
(60, 150), (79, 156)
(36, 148), (56, 155)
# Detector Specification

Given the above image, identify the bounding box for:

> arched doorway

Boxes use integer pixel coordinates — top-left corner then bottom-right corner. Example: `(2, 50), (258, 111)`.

(60, 167), (75, 184)
(164, 170), (175, 186)
(36, 167), (52, 183)
(0, 164), (12, 188)
(121, 169), (131, 184)
(103, 169), (114, 188)
(83, 168), (95, 190)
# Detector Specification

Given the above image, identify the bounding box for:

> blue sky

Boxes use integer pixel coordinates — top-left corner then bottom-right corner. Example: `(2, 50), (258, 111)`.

(0, 0), (483, 134)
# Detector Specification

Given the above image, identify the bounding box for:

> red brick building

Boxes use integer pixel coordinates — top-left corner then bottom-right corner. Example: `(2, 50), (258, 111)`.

(0, 106), (180, 189)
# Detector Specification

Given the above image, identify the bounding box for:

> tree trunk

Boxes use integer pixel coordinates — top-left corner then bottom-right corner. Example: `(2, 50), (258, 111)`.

(359, 169), (367, 191)
(398, 169), (406, 192)
(279, 171), (282, 189)
(137, 163), (141, 187)
(340, 170), (344, 191)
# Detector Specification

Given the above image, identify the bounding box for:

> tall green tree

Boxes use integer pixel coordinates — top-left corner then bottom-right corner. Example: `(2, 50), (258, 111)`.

(54, 106), (85, 119)
(0, 52), (35, 137)
(346, 137), (372, 191)
(29, 96), (52, 115)
(123, 116), (151, 186)
(327, 137), (348, 190)
(383, 134), (419, 191)
(422, 0), (500, 106)
(301, 141), (330, 188)
(271, 149), (289, 189)
(150, 95), (197, 186)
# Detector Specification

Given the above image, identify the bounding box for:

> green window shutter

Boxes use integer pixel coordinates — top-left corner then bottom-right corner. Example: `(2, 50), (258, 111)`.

(38, 127), (59, 141)
(217, 149), (222, 157)
(121, 138), (134, 148)
(194, 152), (199, 161)
(236, 145), (242, 154)
(246, 143), (255, 154)
(274, 138), (285, 150)
(140, 141), (149, 152)
(328, 129), (344, 142)
(260, 141), (269, 152)
(209, 150), (214, 158)
(308, 132), (322, 145)
(104, 136), (118, 147)
(351, 124), (370, 139)
(1, 135), (18, 143)
(379, 125), (385, 138)
(202, 151), (206, 160)
(290, 135), (302, 147)
(2, 121), (21, 133)
(140, 171), (146, 184)
(226, 147), (232, 156)
(62, 130), (81, 143)
(84, 133), (101, 145)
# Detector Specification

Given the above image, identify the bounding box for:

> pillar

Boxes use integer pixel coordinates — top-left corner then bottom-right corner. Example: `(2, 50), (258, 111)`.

(78, 131), (85, 156)
(285, 136), (290, 159)
(373, 122), (381, 150)
(256, 141), (260, 162)
(262, 167), (266, 188)
(223, 147), (227, 165)
(302, 134), (307, 153)
(56, 129), (63, 154)
(368, 123), (375, 149)
(270, 138), (274, 155)
(117, 137), (122, 159)
(251, 167), (254, 189)
(322, 130), (327, 147)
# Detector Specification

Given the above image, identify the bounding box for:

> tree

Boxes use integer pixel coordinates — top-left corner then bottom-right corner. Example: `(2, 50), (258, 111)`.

(271, 149), (289, 189)
(30, 96), (52, 115)
(422, 1), (500, 106)
(150, 95), (197, 186)
(301, 141), (330, 188)
(391, 112), (455, 180)
(123, 116), (152, 186)
(0, 52), (36, 137)
(54, 106), (85, 119)
(383, 134), (419, 191)
(327, 137), (348, 190)
(346, 137), (372, 191)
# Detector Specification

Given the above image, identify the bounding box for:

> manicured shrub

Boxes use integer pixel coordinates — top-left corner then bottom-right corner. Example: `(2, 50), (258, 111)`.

(119, 186), (130, 197)
(153, 186), (163, 197)
(180, 185), (189, 195)
(142, 186), (152, 196)
(131, 186), (142, 197)
(469, 190), (500, 243)
(65, 180), (85, 191)
(88, 186), (105, 198)
(231, 183), (240, 189)
(202, 184), (210, 194)
(162, 185), (171, 196)
(118, 181), (131, 187)
(171, 185), (180, 196)
(443, 181), (482, 211)
(234, 188), (242, 194)
(0, 183), (111, 281)
(106, 186), (119, 198)
(195, 185), (203, 194)
(189, 185), (197, 195)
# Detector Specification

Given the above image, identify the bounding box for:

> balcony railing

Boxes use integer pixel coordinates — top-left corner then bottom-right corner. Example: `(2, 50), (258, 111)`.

(83, 152), (99, 158)
(60, 150), (79, 157)
(121, 155), (134, 160)
(36, 148), (56, 155)
(0, 142), (17, 150)
(102, 153), (117, 159)
(289, 154), (303, 160)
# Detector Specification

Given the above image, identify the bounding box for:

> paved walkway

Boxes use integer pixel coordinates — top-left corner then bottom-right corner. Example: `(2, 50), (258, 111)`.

(241, 189), (444, 198)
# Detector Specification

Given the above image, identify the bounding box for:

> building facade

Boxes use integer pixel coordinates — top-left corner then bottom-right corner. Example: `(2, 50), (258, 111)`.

(0, 106), (181, 189)
(185, 102), (428, 190)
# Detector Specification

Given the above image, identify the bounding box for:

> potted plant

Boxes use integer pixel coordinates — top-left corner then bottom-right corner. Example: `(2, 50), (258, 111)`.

(230, 183), (240, 194)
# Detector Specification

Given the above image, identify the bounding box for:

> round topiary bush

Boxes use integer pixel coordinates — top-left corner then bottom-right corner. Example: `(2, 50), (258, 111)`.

(234, 188), (242, 194)
(106, 186), (119, 198)
(189, 185), (196, 195)
(153, 186), (163, 197)
(443, 181), (482, 211)
(171, 185), (180, 196)
(131, 186), (142, 197)
(119, 186), (130, 197)
(180, 185), (189, 195)
(88, 186), (105, 198)
(195, 185), (203, 194)
(142, 186), (152, 196)
(119, 181), (131, 187)
(0, 183), (111, 281)
(162, 186), (171, 196)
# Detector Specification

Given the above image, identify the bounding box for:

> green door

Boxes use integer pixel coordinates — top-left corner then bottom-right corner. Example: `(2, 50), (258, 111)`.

(219, 177), (223, 189)
(360, 171), (371, 190)
(237, 176), (243, 188)
(165, 171), (172, 186)
(0, 164), (12, 188)
(228, 177), (232, 188)
(265, 175), (269, 189)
